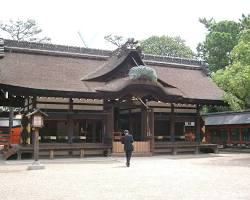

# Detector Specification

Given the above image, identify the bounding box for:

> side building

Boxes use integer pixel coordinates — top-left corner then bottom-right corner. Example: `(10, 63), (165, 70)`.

(203, 111), (250, 147)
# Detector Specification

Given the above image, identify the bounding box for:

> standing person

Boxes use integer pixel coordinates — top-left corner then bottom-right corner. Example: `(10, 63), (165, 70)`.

(121, 130), (134, 167)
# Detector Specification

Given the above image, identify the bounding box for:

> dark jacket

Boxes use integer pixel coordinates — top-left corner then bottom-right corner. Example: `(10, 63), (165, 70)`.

(121, 134), (134, 151)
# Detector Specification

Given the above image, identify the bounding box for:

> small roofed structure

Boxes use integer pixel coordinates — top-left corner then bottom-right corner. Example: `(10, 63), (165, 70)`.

(0, 39), (224, 158)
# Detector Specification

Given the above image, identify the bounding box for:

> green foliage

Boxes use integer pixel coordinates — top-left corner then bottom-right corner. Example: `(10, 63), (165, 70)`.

(129, 65), (157, 82)
(231, 29), (250, 65)
(140, 35), (193, 58)
(198, 19), (241, 72)
(212, 29), (250, 110)
(240, 14), (250, 30)
(213, 64), (250, 111)
(104, 34), (125, 47)
(199, 14), (250, 111)
(201, 105), (230, 114)
(199, 18), (214, 29)
(0, 19), (51, 43)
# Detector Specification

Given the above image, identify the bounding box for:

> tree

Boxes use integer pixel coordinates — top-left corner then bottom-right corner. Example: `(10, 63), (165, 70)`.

(240, 14), (250, 30)
(198, 18), (214, 29)
(0, 19), (51, 43)
(104, 34), (125, 47)
(139, 36), (193, 58)
(104, 34), (193, 58)
(197, 19), (241, 72)
(212, 29), (250, 110)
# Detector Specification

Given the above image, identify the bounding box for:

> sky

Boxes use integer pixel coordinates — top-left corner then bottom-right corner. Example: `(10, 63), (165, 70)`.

(0, 0), (249, 52)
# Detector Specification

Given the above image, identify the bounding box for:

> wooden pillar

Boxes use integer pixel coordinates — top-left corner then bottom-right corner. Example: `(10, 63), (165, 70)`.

(114, 108), (119, 131)
(49, 150), (54, 159)
(148, 108), (155, 153)
(67, 118), (74, 143)
(17, 151), (22, 160)
(67, 98), (74, 143)
(32, 96), (37, 109)
(30, 96), (37, 145)
(239, 128), (243, 145)
(103, 101), (114, 145)
(80, 149), (85, 158)
(141, 107), (147, 140)
(26, 96), (32, 112)
(69, 98), (73, 111)
(129, 109), (132, 133)
(170, 103), (175, 142)
(206, 128), (211, 143)
(92, 122), (96, 143)
(195, 146), (199, 154)
(102, 119), (106, 143)
(9, 107), (14, 145)
(195, 105), (201, 143)
(227, 127), (231, 144)
(26, 96), (30, 112)
(34, 128), (39, 161)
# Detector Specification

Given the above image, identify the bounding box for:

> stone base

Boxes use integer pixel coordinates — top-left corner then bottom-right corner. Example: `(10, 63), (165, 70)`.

(27, 161), (45, 170)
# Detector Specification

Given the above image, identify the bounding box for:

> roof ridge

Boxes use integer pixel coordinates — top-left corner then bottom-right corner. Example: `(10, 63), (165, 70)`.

(3, 39), (209, 70)
(143, 53), (206, 67)
(4, 39), (112, 56)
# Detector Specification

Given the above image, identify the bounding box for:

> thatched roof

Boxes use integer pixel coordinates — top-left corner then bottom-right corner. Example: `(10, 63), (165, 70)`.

(0, 39), (224, 104)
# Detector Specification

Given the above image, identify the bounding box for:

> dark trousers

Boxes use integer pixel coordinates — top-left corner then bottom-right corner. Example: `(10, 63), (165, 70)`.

(125, 150), (132, 165)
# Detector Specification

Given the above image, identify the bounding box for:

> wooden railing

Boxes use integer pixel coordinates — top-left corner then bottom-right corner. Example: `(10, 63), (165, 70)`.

(15, 143), (112, 160)
(154, 141), (218, 154)
(112, 141), (150, 153)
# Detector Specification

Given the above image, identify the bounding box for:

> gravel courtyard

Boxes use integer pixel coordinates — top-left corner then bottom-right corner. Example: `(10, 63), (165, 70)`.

(0, 153), (250, 200)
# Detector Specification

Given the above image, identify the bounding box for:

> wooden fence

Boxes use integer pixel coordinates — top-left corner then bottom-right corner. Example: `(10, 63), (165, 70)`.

(112, 141), (150, 153)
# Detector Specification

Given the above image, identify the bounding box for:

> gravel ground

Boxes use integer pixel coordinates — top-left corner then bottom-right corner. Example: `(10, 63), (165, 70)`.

(0, 153), (250, 200)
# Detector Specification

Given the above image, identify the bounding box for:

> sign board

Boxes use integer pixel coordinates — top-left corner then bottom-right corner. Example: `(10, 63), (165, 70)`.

(26, 109), (48, 128)
(32, 115), (43, 128)
(185, 122), (195, 126)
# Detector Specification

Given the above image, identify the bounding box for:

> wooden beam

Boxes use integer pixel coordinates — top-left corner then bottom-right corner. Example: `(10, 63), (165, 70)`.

(36, 101), (103, 106)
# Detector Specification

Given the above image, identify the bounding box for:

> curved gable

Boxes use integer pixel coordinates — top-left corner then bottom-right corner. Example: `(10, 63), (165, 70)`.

(81, 49), (144, 81)
(95, 77), (184, 101)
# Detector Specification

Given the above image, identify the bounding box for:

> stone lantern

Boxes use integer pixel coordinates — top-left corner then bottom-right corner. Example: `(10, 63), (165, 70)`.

(26, 109), (48, 170)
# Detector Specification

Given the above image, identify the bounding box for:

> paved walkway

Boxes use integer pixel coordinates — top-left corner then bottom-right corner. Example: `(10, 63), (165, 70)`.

(0, 153), (250, 200)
